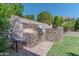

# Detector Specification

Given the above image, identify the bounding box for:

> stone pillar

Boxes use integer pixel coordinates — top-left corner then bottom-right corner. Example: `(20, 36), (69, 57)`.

(10, 16), (24, 41)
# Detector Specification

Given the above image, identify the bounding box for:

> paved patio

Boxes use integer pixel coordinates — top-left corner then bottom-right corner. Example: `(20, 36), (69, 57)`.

(23, 41), (53, 56)
(8, 41), (53, 56)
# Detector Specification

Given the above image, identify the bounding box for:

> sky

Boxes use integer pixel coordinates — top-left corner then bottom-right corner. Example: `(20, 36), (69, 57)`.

(22, 3), (79, 19)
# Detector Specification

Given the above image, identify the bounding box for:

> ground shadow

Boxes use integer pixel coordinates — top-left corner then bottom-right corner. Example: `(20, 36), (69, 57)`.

(8, 48), (40, 56)
(66, 52), (79, 56)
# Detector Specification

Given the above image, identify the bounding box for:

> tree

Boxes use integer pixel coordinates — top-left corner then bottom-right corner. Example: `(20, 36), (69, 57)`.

(0, 3), (24, 52)
(53, 16), (63, 28)
(11, 4), (24, 16)
(23, 15), (34, 20)
(0, 3), (23, 33)
(37, 11), (53, 25)
(74, 18), (79, 31)
(0, 4), (23, 18)
(63, 21), (75, 32)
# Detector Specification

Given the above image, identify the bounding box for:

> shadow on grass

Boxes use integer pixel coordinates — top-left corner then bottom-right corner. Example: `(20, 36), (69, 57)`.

(66, 52), (79, 56)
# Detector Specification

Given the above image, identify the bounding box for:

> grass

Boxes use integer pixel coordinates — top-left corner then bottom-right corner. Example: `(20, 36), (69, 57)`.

(47, 36), (79, 56)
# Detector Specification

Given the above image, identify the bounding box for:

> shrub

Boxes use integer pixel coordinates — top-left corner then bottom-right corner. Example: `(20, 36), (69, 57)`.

(63, 21), (75, 32)
(0, 36), (9, 52)
(23, 15), (34, 20)
(76, 29), (79, 32)
(53, 16), (63, 28)
(0, 4), (23, 53)
(74, 18), (79, 31)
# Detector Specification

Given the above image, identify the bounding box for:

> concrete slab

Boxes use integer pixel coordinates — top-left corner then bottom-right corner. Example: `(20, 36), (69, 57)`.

(23, 41), (53, 56)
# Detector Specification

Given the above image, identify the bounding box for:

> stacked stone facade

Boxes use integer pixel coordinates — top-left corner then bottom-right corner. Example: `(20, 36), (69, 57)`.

(10, 15), (64, 48)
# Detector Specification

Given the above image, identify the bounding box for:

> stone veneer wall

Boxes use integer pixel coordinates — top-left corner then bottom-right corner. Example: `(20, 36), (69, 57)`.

(10, 15), (23, 41)
(46, 29), (53, 41)
(10, 15), (64, 48)
(45, 27), (64, 42)
(23, 24), (47, 48)
(53, 27), (64, 41)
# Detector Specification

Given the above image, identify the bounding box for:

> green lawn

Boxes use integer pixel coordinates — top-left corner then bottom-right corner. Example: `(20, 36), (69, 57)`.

(47, 36), (79, 56)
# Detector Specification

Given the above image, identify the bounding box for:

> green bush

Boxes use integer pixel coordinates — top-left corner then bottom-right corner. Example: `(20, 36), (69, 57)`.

(63, 23), (69, 32)
(23, 15), (34, 20)
(53, 16), (63, 28)
(0, 36), (9, 52)
(63, 21), (75, 32)
(74, 18), (79, 31)
(0, 4), (23, 53)
(76, 29), (79, 32)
